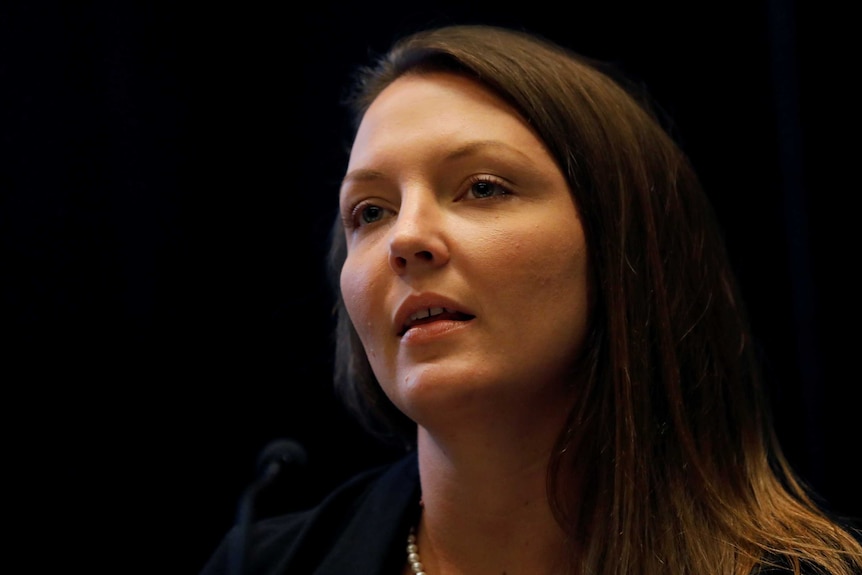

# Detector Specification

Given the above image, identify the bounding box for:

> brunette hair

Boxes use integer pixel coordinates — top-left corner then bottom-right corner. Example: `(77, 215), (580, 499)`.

(327, 23), (862, 575)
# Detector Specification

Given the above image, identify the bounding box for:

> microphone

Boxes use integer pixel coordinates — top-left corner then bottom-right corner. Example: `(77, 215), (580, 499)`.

(229, 438), (308, 575)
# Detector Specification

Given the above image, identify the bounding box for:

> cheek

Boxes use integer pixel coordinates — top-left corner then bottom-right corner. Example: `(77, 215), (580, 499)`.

(506, 219), (588, 279)
(340, 255), (385, 344)
(340, 255), (394, 381)
(500, 224), (591, 325)
(340, 258), (366, 329)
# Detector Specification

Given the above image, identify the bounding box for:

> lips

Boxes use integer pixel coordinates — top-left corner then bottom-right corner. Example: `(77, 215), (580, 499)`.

(409, 307), (448, 323)
(399, 307), (474, 335)
(395, 296), (475, 337)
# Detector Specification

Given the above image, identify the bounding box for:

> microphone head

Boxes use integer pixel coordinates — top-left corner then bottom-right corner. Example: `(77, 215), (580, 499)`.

(255, 438), (308, 475)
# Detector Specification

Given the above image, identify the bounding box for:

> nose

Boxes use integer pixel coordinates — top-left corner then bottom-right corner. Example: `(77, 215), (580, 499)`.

(388, 195), (450, 273)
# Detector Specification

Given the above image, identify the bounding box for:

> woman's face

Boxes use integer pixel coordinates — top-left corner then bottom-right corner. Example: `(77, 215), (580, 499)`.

(339, 72), (592, 426)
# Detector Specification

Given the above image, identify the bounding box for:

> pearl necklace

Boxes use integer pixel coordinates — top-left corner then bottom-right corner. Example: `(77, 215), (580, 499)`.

(406, 526), (427, 575)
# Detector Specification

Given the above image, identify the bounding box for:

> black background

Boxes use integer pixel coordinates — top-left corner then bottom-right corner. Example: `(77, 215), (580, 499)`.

(2, 1), (858, 572)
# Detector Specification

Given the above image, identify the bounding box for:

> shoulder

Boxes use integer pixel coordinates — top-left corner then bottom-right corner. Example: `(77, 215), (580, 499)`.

(199, 450), (420, 575)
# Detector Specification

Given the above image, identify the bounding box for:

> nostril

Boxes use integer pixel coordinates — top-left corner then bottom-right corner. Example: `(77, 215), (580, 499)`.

(389, 247), (440, 271)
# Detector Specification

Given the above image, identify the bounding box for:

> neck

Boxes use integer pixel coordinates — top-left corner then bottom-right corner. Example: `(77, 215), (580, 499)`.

(411, 430), (570, 574)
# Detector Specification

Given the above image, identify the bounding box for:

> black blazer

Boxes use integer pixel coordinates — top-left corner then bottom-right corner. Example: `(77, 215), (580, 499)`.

(200, 448), (857, 575)
(200, 451), (421, 575)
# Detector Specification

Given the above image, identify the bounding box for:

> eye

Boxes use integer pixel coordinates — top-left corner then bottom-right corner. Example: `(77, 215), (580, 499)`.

(345, 201), (393, 229)
(359, 204), (385, 224)
(463, 175), (512, 200)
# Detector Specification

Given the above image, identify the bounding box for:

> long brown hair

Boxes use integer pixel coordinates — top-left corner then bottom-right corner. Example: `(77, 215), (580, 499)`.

(327, 24), (862, 575)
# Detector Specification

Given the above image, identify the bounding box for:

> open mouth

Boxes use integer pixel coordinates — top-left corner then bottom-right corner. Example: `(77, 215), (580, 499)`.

(398, 307), (475, 336)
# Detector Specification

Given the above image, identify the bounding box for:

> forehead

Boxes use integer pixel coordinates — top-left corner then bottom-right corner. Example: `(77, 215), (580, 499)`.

(347, 72), (546, 169)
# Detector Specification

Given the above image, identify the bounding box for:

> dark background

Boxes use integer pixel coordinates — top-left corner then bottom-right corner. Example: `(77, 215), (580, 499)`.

(2, 1), (857, 572)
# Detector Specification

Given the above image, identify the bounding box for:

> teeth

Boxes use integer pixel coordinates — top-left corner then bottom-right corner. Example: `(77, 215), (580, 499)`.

(409, 307), (446, 322)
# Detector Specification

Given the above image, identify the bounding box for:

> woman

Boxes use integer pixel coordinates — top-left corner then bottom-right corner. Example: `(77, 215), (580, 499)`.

(202, 24), (862, 575)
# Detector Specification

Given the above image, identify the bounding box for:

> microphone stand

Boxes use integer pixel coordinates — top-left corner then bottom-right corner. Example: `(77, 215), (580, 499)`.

(229, 439), (307, 575)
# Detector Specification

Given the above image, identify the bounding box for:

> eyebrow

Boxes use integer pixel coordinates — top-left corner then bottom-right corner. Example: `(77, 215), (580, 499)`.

(340, 167), (387, 189)
(444, 139), (533, 163)
(340, 139), (534, 190)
